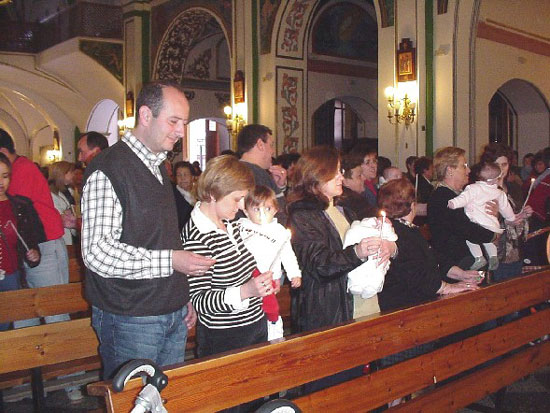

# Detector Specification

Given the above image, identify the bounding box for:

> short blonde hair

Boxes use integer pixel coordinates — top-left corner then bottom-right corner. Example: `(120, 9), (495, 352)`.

(197, 155), (254, 202)
(433, 146), (465, 182)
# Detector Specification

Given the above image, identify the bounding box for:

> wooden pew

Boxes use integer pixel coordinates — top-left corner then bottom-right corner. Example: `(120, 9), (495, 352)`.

(89, 269), (550, 412)
(0, 281), (293, 411)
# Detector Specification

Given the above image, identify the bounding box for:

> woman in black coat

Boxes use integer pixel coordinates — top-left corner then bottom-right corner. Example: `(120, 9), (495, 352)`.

(378, 179), (479, 313)
(287, 146), (396, 334)
(427, 147), (496, 277)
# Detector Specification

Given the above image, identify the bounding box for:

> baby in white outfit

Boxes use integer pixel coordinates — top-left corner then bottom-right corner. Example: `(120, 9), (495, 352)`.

(343, 216), (397, 299)
(448, 162), (517, 270)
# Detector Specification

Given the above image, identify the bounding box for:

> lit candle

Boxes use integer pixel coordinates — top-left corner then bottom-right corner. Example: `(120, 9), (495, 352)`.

(259, 207), (268, 225)
(522, 178), (536, 210)
(269, 229), (292, 272)
(415, 174), (419, 201)
(379, 210), (386, 239)
(8, 220), (29, 251)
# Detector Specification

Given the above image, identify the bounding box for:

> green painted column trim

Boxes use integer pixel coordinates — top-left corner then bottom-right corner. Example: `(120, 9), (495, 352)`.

(425, 0), (434, 156)
(251, 0), (259, 123)
(142, 11), (150, 83)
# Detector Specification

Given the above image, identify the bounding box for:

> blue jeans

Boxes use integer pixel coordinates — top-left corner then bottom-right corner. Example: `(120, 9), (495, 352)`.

(0, 270), (22, 330)
(91, 305), (189, 379)
(14, 238), (70, 328)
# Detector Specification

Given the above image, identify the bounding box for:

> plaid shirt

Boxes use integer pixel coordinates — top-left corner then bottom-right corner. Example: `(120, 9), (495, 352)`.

(81, 132), (173, 280)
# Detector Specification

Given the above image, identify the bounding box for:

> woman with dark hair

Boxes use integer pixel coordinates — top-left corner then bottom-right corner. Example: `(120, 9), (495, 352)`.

(287, 146), (396, 393)
(378, 179), (479, 312)
(479, 143), (532, 277)
(287, 146), (396, 333)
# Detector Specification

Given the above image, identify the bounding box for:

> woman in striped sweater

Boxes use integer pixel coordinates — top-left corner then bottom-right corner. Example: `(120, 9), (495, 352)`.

(182, 155), (274, 358)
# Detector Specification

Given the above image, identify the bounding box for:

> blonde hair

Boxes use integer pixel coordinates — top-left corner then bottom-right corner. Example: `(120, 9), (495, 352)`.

(197, 155), (254, 202)
(433, 147), (465, 182)
(48, 161), (75, 194)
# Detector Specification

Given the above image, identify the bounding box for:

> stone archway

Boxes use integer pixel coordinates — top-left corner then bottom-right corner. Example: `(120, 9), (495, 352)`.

(489, 79), (550, 157)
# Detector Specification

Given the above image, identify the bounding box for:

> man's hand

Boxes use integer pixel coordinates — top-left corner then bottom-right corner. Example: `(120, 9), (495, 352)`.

(184, 301), (197, 330)
(269, 165), (287, 188)
(172, 250), (215, 276)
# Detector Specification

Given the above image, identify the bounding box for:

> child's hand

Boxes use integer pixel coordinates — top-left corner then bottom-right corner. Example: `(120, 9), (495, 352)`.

(291, 277), (301, 288)
(26, 249), (40, 263)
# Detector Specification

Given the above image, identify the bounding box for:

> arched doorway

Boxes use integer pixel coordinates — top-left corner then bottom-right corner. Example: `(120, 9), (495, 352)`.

(186, 118), (230, 170)
(313, 97), (376, 152)
(488, 79), (550, 157)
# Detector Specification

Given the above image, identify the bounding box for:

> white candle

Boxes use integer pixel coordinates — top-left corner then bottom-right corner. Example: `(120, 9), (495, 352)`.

(269, 229), (292, 272)
(379, 210), (386, 239)
(522, 178), (536, 210)
(8, 220), (29, 251)
(415, 174), (419, 201)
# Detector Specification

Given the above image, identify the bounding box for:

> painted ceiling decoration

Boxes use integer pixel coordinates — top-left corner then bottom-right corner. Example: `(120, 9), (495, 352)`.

(154, 9), (221, 82)
(260, 0), (282, 54)
(311, 2), (377, 62)
(79, 40), (123, 83)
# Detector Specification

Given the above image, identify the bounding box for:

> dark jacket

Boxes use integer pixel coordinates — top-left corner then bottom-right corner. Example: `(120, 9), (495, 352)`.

(287, 196), (362, 333)
(6, 194), (44, 268)
(378, 219), (442, 311)
(427, 186), (495, 278)
(172, 183), (193, 233)
(337, 187), (377, 220)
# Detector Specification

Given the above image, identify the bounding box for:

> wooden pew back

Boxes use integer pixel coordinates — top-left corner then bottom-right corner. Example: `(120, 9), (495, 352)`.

(89, 270), (550, 413)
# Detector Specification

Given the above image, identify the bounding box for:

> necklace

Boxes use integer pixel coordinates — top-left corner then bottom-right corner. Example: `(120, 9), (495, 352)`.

(396, 217), (417, 228)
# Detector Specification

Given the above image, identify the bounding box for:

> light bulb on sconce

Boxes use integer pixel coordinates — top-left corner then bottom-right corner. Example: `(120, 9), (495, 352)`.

(385, 83), (416, 128)
(223, 104), (246, 139)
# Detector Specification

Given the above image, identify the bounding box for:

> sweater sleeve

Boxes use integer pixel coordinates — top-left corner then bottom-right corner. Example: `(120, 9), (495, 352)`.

(184, 237), (249, 314)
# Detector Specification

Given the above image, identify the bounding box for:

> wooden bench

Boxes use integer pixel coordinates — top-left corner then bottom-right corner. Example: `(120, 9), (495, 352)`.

(0, 280), (292, 412)
(89, 269), (550, 412)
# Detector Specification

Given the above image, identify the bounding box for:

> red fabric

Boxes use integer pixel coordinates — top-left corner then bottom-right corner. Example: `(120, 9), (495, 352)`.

(527, 175), (550, 221)
(8, 156), (63, 241)
(252, 267), (280, 322)
(0, 200), (19, 274)
(364, 179), (377, 196)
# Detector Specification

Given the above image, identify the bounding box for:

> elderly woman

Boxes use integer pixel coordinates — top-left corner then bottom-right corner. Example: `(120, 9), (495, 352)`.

(479, 143), (532, 279)
(378, 179), (479, 312)
(287, 146), (396, 334)
(182, 155), (273, 358)
(427, 147), (496, 278)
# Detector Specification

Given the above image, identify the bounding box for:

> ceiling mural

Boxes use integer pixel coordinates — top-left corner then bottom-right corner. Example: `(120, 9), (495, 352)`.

(311, 2), (377, 62)
(79, 40), (123, 83)
(260, 0), (282, 54)
(154, 10), (220, 82)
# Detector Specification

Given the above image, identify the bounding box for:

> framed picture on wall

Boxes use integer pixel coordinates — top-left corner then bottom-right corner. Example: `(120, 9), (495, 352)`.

(397, 38), (416, 82)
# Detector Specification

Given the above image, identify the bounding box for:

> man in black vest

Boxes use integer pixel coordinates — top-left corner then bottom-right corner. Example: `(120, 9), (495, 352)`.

(81, 80), (215, 379)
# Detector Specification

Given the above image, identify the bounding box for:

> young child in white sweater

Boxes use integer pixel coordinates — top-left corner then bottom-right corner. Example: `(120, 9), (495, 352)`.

(238, 186), (301, 340)
(448, 162), (517, 270)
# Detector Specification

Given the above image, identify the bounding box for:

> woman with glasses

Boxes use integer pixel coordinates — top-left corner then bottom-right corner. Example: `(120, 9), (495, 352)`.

(427, 147), (496, 281)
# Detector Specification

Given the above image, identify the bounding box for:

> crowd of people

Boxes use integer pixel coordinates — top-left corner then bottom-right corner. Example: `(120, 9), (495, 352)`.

(1, 80), (549, 408)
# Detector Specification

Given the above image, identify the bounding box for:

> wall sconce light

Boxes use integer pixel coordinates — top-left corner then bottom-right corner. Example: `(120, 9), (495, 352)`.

(125, 91), (134, 117)
(46, 149), (61, 163)
(385, 85), (416, 128)
(223, 103), (246, 139)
